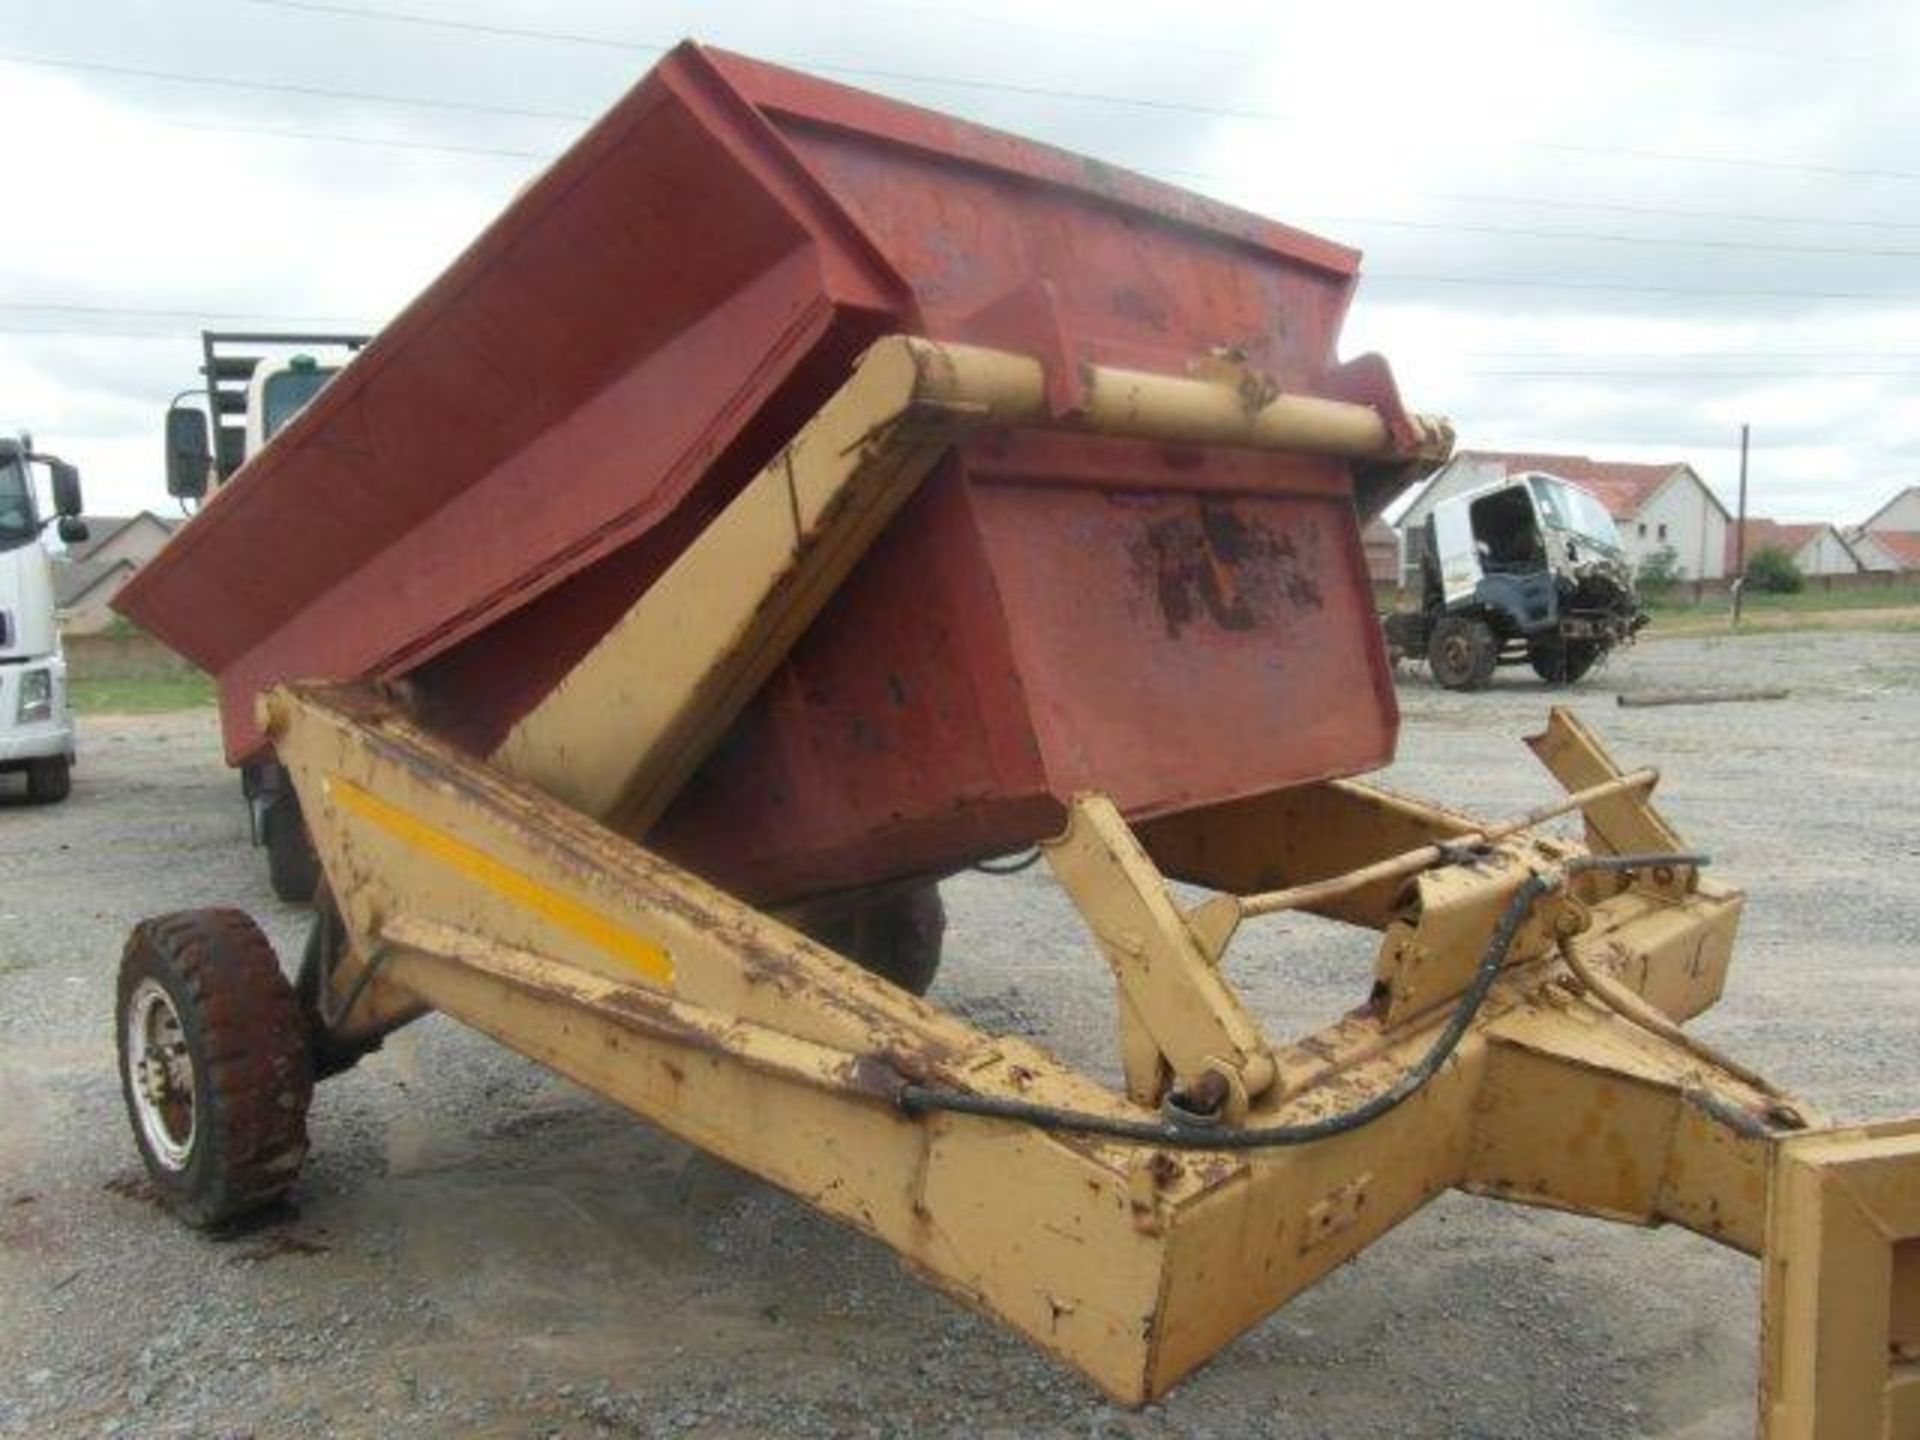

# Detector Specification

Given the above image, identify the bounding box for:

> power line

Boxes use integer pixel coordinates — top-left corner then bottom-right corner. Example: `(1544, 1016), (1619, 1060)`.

(0, 138), (1909, 304)
(0, 301), (368, 323)
(116, 101), (1920, 242)
(164, 115), (546, 160)
(115, 87), (1920, 261)
(1302, 214), (1920, 260)
(1534, 138), (1920, 185)
(243, 0), (1283, 120)
(251, 0), (1909, 78)
(10, 33), (1918, 231)
(21, 58), (1913, 249)
(1432, 192), (1920, 235)
(0, 50), (593, 123)
(1601, 24), (1878, 68)
(6, 38), (1918, 316)
(1365, 274), (1899, 301)
(243, 0), (660, 53)
(815, 0), (1249, 65)
(850, 3), (1906, 78)
(233, 0), (1920, 187)
(0, 326), (210, 340)
(1152, 159), (1920, 233)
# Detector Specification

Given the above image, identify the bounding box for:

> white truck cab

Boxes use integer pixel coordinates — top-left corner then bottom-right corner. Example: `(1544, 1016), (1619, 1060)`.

(1384, 471), (1644, 691)
(162, 332), (367, 894)
(0, 435), (87, 802)
(243, 353), (340, 457)
(165, 332), (368, 501)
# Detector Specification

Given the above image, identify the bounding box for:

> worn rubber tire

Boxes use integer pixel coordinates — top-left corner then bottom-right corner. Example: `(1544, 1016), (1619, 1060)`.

(1527, 638), (1602, 686)
(817, 886), (946, 996)
(1427, 615), (1498, 691)
(25, 756), (70, 804)
(115, 909), (312, 1228)
(263, 796), (319, 904)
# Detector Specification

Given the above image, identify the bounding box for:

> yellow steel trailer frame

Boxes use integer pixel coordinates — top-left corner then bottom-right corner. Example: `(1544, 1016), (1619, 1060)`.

(197, 339), (1919, 1433)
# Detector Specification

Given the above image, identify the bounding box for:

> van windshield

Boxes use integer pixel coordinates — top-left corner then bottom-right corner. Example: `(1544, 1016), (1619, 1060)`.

(1529, 476), (1621, 550)
(0, 455), (36, 547)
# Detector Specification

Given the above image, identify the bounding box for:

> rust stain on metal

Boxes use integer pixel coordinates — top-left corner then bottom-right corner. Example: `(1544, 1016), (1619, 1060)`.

(1110, 287), (1171, 333)
(1137, 503), (1324, 638)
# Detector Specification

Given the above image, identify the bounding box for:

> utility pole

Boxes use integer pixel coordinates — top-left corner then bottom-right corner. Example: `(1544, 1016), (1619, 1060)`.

(1731, 423), (1750, 627)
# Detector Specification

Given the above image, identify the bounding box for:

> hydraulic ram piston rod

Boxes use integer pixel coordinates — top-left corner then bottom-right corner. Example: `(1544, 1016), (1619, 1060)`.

(1233, 767), (1660, 919)
(902, 337), (1452, 462)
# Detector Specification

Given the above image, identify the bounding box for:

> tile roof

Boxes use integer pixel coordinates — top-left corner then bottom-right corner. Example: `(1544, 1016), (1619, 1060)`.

(1869, 529), (1920, 568)
(1726, 518), (1832, 570)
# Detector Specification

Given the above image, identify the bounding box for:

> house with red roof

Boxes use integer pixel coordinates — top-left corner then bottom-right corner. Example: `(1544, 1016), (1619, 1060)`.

(1725, 519), (1862, 577)
(1396, 450), (1732, 581)
(1850, 529), (1920, 572)
(1847, 487), (1920, 571)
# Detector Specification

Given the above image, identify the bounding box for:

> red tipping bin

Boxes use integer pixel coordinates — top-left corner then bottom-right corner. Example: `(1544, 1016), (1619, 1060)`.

(116, 42), (1426, 905)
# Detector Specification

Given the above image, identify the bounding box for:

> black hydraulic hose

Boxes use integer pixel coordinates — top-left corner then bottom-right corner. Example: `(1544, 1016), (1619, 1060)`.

(898, 851), (1708, 1150)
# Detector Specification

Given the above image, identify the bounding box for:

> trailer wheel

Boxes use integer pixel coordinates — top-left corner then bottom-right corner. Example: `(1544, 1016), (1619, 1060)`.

(1427, 616), (1497, 691)
(24, 756), (71, 803)
(1528, 639), (1602, 686)
(818, 886), (946, 995)
(262, 796), (319, 904)
(115, 909), (312, 1227)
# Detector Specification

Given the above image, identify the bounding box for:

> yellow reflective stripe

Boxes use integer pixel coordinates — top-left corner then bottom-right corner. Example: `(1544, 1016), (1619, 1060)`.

(326, 775), (673, 985)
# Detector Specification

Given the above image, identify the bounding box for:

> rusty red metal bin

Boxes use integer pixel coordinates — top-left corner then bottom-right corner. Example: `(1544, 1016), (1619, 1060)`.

(117, 41), (1423, 905)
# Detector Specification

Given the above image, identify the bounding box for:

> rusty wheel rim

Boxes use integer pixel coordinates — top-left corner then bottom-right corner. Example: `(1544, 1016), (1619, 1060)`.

(126, 978), (196, 1169)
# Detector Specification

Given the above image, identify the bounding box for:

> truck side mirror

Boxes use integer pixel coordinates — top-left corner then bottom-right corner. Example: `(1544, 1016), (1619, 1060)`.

(166, 406), (212, 500)
(57, 515), (91, 545)
(47, 459), (83, 518)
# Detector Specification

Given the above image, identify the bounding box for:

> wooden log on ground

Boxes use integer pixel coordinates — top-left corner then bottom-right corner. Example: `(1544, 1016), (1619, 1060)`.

(1616, 688), (1790, 709)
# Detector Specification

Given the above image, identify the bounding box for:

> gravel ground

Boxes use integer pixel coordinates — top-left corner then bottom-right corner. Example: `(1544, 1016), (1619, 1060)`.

(2, 628), (1916, 1439)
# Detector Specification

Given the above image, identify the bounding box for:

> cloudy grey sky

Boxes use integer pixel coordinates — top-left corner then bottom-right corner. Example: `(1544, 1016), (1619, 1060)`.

(3, 0), (1916, 523)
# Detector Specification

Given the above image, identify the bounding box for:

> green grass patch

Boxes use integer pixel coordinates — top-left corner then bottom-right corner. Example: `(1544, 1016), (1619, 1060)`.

(1646, 611), (1920, 641)
(1644, 582), (1920, 616)
(69, 673), (217, 714)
